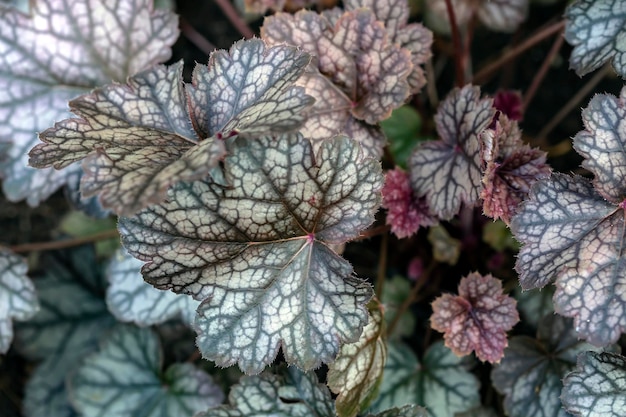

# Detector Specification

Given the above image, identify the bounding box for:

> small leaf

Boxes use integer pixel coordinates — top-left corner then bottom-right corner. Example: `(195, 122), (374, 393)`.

(561, 351), (626, 417)
(69, 324), (224, 417)
(491, 315), (605, 417)
(380, 106), (424, 168)
(424, 0), (528, 33)
(0, 247), (38, 353)
(119, 134), (382, 374)
(327, 299), (387, 417)
(381, 275), (416, 339)
(201, 366), (335, 417)
(23, 355), (81, 417)
(409, 85), (495, 220)
(30, 39), (313, 216)
(0, 0), (178, 205)
(565, 0), (626, 78)
(369, 341), (480, 417)
(427, 225), (461, 265)
(58, 210), (118, 257)
(430, 272), (519, 363)
(106, 249), (199, 326)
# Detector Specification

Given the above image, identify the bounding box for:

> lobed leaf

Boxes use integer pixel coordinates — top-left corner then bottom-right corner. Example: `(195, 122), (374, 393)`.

(430, 272), (519, 363)
(119, 134), (382, 374)
(0, 0), (178, 205)
(369, 341), (480, 417)
(409, 85), (495, 220)
(565, 0), (626, 78)
(23, 356), (81, 417)
(491, 315), (605, 417)
(327, 299), (387, 417)
(106, 249), (199, 326)
(561, 351), (626, 417)
(30, 39), (312, 216)
(70, 324), (224, 417)
(0, 247), (38, 353)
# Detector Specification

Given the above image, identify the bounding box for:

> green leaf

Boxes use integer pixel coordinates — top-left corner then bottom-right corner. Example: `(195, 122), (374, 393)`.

(380, 106), (424, 168)
(409, 85), (495, 220)
(514, 287), (554, 330)
(491, 315), (605, 417)
(70, 324), (224, 417)
(381, 275), (415, 339)
(119, 134), (383, 374)
(0, 247), (38, 353)
(327, 299), (387, 417)
(30, 39), (313, 216)
(369, 341), (480, 417)
(201, 366), (335, 417)
(0, 0), (178, 205)
(365, 405), (429, 417)
(23, 355), (81, 417)
(427, 225), (461, 265)
(561, 351), (626, 417)
(565, 0), (626, 78)
(58, 211), (118, 258)
(106, 249), (199, 326)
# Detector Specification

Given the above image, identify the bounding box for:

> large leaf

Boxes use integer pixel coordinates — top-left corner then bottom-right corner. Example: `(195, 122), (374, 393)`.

(106, 249), (199, 326)
(70, 324), (224, 417)
(30, 39), (313, 216)
(118, 134), (383, 374)
(369, 341), (481, 417)
(200, 366), (335, 417)
(0, 247), (38, 353)
(561, 351), (626, 417)
(409, 85), (495, 220)
(327, 299), (387, 417)
(491, 315), (605, 417)
(565, 0), (626, 78)
(0, 0), (178, 205)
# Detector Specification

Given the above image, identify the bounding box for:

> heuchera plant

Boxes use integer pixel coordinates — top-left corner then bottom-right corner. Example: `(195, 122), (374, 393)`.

(2, 0), (626, 416)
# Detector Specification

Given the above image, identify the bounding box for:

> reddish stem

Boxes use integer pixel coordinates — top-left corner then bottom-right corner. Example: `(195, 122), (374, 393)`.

(444, 0), (465, 87)
(180, 18), (216, 55)
(9, 229), (120, 254)
(214, 0), (255, 39)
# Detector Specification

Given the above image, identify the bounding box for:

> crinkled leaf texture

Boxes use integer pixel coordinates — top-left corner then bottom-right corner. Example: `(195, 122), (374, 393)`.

(30, 39), (313, 216)
(562, 351), (626, 417)
(0, 247), (38, 353)
(425, 0), (528, 33)
(327, 299), (387, 417)
(491, 315), (607, 417)
(70, 324), (224, 417)
(369, 341), (480, 417)
(106, 249), (199, 326)
(565, 0), (626, 78)
(0, 0), (178, 205)
(512, 88), (626, 346)
(430, 272), (519, 363)
(118, 134), (383, 374)
(261, 0), (432, 158)
(409, 85), (495, 220)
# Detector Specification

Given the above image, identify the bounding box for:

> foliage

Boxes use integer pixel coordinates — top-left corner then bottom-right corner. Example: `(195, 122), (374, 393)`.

(2, 0), (626, 416)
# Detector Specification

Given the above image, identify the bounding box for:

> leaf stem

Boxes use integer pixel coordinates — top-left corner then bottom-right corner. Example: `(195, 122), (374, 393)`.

(444, 0), (466, 87)
(375, 233), (388, 300)
(9, 229), (120, 254)
(473, 19), (566, 85)
(180, 17), (216, 54)
(214, 0), (255, 39)
(355, 224), (390, 240)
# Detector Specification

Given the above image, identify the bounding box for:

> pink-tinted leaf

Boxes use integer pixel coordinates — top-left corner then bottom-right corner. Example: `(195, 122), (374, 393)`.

(493, 90), (524, 122)
(382, 167), (436, 239)
(480, 115), (550, 224)
(573, 87), (626, 203)
(409, 85), (495, 220)
(0, 0), (178, 205)
(430, 272), (519, 363)
(118, 134), (383, 374)
(30, 39), (312, 216)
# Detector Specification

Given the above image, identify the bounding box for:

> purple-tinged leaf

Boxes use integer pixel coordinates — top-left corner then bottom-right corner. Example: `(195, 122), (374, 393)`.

(493, 90), (524, 122)
(118, 134), (382, 374)
(430, 272), (519, 363)
(491, 315), (606, 417)
(0, 247), (38, 353)
(409, 85), (495, 220)
(511, 174), (617, 290)
(30, 39), (312, 216)
(480, 115), (550, 224)
(382, 167), (436, 239)
(573, 87), (626, 203)
(424, 0), (528, 33)
(565, 0), (626, 78)
(0, 0), (178, 205)
(562, 351), (626, 417)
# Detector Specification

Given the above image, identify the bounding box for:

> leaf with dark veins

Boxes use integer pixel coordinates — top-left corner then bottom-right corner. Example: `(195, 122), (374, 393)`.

(30, 39), (312, 216)
(409, 85), (495, 220)
(0, 0), (179, 205)
(565, 0), (626, 78)
(118, 134), (383, 374)
(430, 272), (519, 363)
